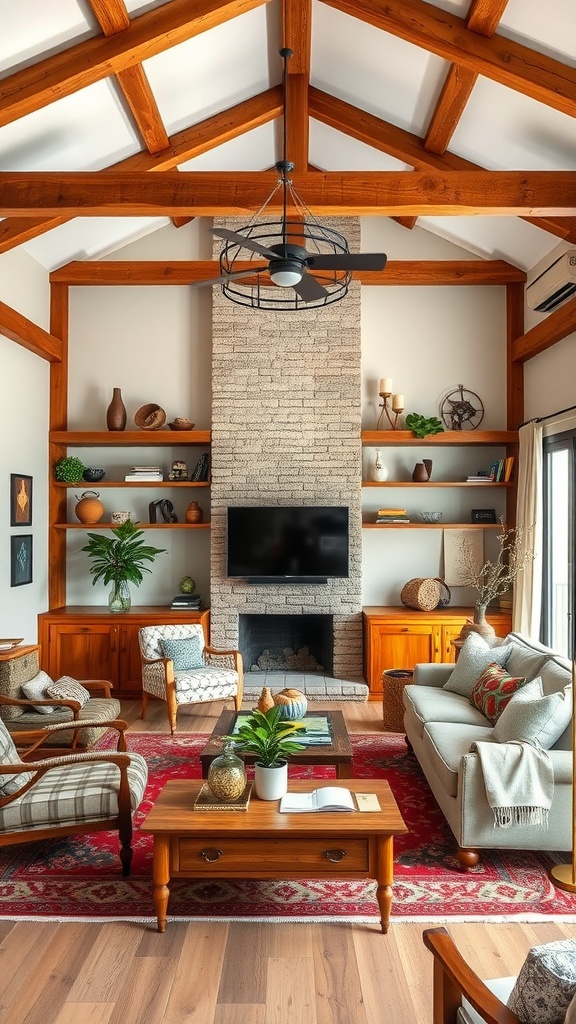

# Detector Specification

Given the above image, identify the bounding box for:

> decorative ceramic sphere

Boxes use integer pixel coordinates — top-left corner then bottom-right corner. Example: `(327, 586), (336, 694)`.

(273, 688), (308, 720)
(179, 576), (196, 594)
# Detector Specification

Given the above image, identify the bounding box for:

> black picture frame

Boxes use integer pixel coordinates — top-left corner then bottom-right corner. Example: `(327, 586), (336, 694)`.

(10, 534), (33, 586)
(471, 508), (497, 524)
(10, 473), (33, 527)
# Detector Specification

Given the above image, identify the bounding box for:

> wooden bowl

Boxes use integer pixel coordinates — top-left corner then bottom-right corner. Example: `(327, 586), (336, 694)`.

(168, 418), (195, 431)
(134, 404), (166, 430)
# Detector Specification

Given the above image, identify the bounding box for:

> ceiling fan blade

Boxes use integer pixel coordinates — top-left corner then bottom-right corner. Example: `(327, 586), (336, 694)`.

(306, 253), (388, 271)
(293, 272), (329, 302)
(212, 228), (278, 260)
(193, 266), (268, 288)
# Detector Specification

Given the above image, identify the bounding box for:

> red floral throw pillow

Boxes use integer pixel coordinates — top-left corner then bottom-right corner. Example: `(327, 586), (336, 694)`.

(470, 663), (528, 725)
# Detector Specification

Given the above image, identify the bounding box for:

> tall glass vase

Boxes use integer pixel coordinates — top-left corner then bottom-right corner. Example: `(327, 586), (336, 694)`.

(108, 580), (131, 613)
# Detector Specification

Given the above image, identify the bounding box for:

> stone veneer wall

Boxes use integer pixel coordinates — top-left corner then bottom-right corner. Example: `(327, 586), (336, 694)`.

(210, 218), (363, 680)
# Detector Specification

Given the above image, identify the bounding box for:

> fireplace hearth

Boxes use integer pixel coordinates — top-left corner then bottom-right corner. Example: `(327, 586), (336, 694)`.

(239, 614), (334, 675)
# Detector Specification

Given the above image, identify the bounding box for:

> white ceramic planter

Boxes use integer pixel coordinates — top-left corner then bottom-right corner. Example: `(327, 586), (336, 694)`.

(254, 760), (288, 800)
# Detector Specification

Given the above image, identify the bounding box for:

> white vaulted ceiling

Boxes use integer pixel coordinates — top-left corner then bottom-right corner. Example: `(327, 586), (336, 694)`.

(1, 0), (575, 272)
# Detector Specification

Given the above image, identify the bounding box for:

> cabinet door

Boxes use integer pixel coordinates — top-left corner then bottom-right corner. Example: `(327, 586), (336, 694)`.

(366, 623), (440, 695)
(118, 623), (145, 695)
(440, 624), (465, 663)
(47, 623), (120, 684)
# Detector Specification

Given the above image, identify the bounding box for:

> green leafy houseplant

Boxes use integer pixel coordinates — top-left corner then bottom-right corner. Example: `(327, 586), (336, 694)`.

(54, 455), (86, 482)
(405, 413), (444, 439)
(229, 706), (307, 767)
(81, 520), (166, 612)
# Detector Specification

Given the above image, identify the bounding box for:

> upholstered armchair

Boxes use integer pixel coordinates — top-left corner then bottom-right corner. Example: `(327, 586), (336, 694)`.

(139, 623), (243, 733)
(0, 716), (148, 876)
(0, 646), (121, 752)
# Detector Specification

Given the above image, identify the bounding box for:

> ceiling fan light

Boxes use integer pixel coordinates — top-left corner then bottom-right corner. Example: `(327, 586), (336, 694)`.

(269, 260), (303, 288)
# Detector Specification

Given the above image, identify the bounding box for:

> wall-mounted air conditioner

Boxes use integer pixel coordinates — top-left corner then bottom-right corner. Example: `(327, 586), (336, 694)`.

(526, 251), (576, 312)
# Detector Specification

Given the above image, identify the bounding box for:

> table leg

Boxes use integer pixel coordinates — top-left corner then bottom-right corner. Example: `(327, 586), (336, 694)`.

(152, 835), (171, 932)
(336, 761), (353, 779)
(375, 836), (394, 934)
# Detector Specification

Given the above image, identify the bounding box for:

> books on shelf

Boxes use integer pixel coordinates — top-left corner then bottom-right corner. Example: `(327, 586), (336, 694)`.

(487, 456), (515, 483)
(376, 507), (410, 523)
(170, 593), (202, 609)
(125, 465), (164, 482)
(466, 475), (493, 482)
(279, 787), (357, 813)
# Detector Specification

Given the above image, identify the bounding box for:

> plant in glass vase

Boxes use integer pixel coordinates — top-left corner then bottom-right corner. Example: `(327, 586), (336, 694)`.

(81, 520), (166, 612)
(456, 519), (534, 640)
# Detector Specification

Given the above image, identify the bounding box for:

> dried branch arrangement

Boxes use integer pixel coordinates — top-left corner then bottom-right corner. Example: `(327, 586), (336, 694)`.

(457, 520), (535, 607)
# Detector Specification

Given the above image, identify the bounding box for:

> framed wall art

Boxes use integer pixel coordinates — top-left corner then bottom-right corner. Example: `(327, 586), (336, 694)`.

(10, 534), (33, 587)
(10, 473), (33, 527)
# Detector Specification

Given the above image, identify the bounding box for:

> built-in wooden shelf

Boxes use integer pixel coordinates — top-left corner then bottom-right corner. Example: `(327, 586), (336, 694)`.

(361, 480), (513, 488)
(50, 430), (211, 446)
(361, 430), (517, 446)
(362, 522), (505, 529)
(56, 480), (210, 488)
(54, 522), (210, 530)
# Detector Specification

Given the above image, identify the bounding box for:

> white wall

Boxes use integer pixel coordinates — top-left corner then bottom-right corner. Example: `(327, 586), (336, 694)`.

(523, 241), (576, 420)
(0, 248), (50, 642)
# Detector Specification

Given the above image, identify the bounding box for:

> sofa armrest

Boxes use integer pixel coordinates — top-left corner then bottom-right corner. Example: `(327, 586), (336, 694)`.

(413, 663), (454, 688)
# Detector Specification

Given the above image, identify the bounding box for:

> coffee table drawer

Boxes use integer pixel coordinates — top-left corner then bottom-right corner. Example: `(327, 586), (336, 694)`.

(173, 837), (370, 874)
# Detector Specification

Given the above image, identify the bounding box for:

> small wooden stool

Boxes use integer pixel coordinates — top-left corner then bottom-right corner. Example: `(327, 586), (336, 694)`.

(382, 669), (413, 733)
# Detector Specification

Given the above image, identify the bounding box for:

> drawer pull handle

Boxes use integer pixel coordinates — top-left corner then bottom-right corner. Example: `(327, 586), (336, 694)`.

(200, 847), (223, 862)
(324, 849), (347, 863)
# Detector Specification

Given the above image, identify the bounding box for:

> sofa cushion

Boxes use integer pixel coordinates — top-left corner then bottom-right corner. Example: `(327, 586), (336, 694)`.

(160, 635), (204, 671)
(507, 938), (576, 1024)
(21, 670), (56, 714)
(443, 634), (513, 698)
(423, 722), (494, 797)
(403, 685), (490, 740)
(505, 644), (548, 682)
(469, 663), (528, 725)
(493, 678), (572, 749)
(46, 676), (91, 707)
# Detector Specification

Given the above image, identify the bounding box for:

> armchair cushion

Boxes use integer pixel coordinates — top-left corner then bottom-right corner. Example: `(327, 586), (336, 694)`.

(21, 670), (56, 713)
(507, 938), (576, 1024)
(160, 635), (204, 671)
(0, 722), (33, 796)
(173, 666), (239, 705)
(46, 676), (91, 707)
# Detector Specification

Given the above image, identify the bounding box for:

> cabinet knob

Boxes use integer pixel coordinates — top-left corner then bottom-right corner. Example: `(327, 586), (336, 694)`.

(324, 849), (347, 863)
(200, 847), (223, 863)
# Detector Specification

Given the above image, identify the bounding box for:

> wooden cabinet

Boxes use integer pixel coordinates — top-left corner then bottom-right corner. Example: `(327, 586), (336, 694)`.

(362, 606), (512, 699)
(38, 606), (210, 698)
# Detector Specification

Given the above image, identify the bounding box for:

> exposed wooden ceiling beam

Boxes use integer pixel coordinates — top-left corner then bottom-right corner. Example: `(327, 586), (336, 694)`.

(0, 89), (282, 253)
(424, 0), (509, 155)
(512, 295), (576, 362)
(2, 170), (575, 217)
(49, 259), (525, 285)
(323, 0), (576, 118)
(283, 0), (312, 173)
(0, 300), (63, 361)
(0, 0), (269, 128)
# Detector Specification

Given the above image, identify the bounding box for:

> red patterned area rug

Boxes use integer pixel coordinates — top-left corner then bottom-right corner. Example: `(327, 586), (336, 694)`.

(1, 732), (575, 923)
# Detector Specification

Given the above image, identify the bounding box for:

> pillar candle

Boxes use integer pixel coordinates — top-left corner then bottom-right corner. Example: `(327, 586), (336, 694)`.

(392, 393), (404, 411)
(379, 378), (393, 394)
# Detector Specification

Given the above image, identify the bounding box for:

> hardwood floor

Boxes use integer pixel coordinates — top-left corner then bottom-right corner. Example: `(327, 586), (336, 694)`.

(1, 698), (574, 1024)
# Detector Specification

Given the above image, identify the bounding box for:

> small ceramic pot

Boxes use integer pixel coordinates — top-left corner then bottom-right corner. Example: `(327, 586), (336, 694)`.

(254, 761), (288, 800)
(75, 491), (104, 524)
(111, 511), (131, 525)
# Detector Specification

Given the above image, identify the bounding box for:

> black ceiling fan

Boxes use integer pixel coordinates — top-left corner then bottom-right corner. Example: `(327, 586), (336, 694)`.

(195, 48), (387, 310)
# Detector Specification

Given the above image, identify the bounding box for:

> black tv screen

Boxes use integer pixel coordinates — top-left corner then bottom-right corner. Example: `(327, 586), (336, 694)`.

(227, 506), (349, 582)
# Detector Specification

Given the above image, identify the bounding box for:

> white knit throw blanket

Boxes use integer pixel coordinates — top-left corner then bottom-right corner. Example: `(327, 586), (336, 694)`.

(471, 740), (554, 829)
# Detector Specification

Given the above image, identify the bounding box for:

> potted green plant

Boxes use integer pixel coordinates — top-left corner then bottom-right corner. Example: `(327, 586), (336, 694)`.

(229, 706), (307, 800)
(82, 520), (166, 612)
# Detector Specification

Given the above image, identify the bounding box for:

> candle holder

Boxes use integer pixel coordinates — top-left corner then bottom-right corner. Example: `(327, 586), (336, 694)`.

(376, 391), (405, 430)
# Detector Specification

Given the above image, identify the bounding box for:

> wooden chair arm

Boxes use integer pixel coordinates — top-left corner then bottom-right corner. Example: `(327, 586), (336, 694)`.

(0, 750), (132, 808)
(16, 719), (129, 757)
(79, 679), (114, 697)
(423, 928), (520, 1024)
(0, 693), (82, 717)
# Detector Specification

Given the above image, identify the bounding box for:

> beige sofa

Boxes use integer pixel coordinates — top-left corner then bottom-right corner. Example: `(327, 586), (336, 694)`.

(402, 632), (572, 869)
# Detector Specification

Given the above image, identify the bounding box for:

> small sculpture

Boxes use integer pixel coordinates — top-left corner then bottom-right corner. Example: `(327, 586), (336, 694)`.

(168, 460), (189, 481)
(440, 385), (484, 431)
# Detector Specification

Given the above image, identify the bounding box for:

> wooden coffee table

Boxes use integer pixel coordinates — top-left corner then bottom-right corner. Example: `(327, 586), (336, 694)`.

(140, 778), (407, 934)
(200, 708), (353, 779)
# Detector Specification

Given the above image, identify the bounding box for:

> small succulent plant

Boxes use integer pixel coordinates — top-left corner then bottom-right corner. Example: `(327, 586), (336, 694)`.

(54, 456), (87, 482)
(405, 413), (444, 439)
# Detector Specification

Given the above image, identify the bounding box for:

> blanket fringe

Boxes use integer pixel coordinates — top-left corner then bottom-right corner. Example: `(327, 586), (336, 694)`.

(493, 806), (550, 829)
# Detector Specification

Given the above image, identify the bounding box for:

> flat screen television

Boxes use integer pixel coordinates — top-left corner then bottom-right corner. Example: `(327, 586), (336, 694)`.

(227, 506), (349, 583)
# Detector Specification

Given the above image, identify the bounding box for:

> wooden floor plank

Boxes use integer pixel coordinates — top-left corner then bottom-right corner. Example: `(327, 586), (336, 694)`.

(313, 923), (368, 1024)
(136, 920), (189, 958)
(214, 1006), (266, 1024)
(219, 922), (275, 1003)
(54, 1003), (115, 1024)
(162, 922), (228, 1024)
(107, 956), (179, 1024)
(264, 957), (317, 1024)
(353, 923), (421, 1024)
(67, 922), (143, 1002)
(0, 921), (55, 1016)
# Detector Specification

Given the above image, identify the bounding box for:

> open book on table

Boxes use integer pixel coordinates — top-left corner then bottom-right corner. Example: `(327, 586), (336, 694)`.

(279, 787), (356, 812)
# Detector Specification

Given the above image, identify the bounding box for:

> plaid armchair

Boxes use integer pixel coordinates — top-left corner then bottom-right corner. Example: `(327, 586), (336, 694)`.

(0, 716), (148, 876)
(139, 623), (243, 733)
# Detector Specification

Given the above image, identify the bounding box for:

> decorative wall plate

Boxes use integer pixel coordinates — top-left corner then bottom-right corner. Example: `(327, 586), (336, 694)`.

(440, 385), (484, 430)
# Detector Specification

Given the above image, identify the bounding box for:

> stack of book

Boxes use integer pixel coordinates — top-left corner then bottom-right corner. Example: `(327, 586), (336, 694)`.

(124, 465), (163, 482)
(466, 472), (492, 482)
(376, 507), (410, 523)
(489, 456), (515, 482)
(170, 593), (202, 611)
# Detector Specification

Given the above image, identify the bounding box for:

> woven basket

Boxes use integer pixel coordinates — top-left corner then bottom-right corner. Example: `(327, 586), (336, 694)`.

(400, 577), (451, 612)
(382, 669), (413, 733)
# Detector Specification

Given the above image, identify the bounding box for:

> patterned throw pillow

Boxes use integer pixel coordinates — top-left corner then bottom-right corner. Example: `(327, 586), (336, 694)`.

(21, 669), (56, 713)
(46, 676), (91, 707)
(160, 635), (204, 671)
(469, 662), (528, 725)
(0, 720), (33, 796)
(507, 938), (576, 1024)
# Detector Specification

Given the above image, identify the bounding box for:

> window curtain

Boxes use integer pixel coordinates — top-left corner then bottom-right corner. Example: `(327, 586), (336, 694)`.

(513, 420), (543, 636)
